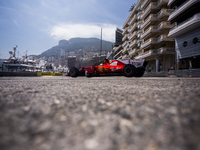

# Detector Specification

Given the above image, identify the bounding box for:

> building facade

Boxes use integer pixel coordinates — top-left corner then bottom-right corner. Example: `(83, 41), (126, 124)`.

(113, 28), (123, 59)
(168, 0), (200, 69)
(121, 0), (175, 72)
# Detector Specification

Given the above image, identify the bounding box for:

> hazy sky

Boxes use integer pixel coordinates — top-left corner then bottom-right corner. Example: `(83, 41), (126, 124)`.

(0, 0), (137, 58)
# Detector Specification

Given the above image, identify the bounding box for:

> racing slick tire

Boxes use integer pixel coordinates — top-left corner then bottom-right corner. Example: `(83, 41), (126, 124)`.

(69, 67), (79, 77)
(122, 64), (135, 77)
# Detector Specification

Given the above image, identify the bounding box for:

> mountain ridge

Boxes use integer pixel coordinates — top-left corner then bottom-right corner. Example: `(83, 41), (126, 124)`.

(36, 37), (114, 58)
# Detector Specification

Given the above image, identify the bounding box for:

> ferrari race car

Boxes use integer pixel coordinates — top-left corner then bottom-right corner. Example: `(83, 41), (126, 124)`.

(69, 58), (148, 77)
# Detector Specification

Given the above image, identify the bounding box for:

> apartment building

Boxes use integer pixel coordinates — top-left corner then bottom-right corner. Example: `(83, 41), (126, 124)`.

(113, 28), (123, 59)
(121, 0), (175, 72)
(168, 0), (200, 69)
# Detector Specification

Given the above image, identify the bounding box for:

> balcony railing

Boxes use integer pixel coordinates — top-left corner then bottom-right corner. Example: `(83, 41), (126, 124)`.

(130, 23), (137, 33)
(157, 21), (175, 30)
(122, 27), (128, 35)
(170, 0), (190, 15)
(141, 38), (157, 49)
(122, 54), (127, 59)
(157, 9), (173, 19)
(157, 0), (168, 7)
(168, 13), (200, 37)
(141, 14), (157, 29)
(130, 14), (137, 25)
(170, 15), (195, 32)
(129, 31), (137, 41)
(135, 49), (157, 59)
(113, 45), (122, 53)
(141, 26), (157, 39)
(122, 41), (128, 48)
(157, 47), (175, 54)
(122, 34), (128, 42)
(141, 2), (157, 20)
(122, 47), (128, 54)
(169, 0), (199, 21)
(129, 49), (137, 56)
(114, 49), (122, 58)
(129, 40), (137, 48)
(141, 0), (149, 10)
(157, 35), (174, 43)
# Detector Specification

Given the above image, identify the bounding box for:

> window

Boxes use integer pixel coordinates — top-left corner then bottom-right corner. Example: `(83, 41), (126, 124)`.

(137, 15), (141, 21)
(138, 4), (141, 11)
(137, 23), (141, 30)
(138, 33), (141, 39)
(183, 41), (187, 47)
(138, 41), (141, 49)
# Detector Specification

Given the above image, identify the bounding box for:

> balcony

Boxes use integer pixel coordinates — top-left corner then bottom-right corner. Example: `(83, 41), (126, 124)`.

(157, 0), (168, 8)
(130, 14), (137, 25)
(157, 9), (173, 19)
(135, 49), (157, 59)
(157, 35), (174, 43)
(157, 21), (175, 31)
(122, 47), (128, 54)
(129, 31), (137, 41)
(168, 0), (176, 6)
(122, 41), (128, 48)
(168, 0), (199, 22)
(130, 23), (137, 33)
(141, 26), (157, 39)
(157, 47), (175, 54)
(114, 49), (122, 59)
(141, 38), (157, 49)
(122, 27), (128, 35)
(141, 2), (157, 20)
(168, 13), (200, 37)
(141, 0), (153, 10)
(113, 45), (122, 53)
(129, 49), (137, 56)
(141, 14), (157, 30)
(129, 40), (137, 48)
(122, 34), (128, 42)
(122, 54), (127, 59)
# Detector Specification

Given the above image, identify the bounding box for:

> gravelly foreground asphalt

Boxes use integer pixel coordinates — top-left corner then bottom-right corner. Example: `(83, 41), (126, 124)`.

(0, 76), (200, 150)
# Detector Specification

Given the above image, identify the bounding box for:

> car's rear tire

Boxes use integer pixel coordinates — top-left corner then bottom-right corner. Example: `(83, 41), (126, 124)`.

(69, 67), (79, 77)
(122, 64), (135, 77)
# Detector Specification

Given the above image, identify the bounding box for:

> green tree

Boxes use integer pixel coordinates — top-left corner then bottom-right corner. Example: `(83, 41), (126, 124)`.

(129, 3), (136, 12)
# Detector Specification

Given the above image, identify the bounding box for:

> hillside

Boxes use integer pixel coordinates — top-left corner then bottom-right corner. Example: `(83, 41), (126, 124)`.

(37, 37), (114, 58)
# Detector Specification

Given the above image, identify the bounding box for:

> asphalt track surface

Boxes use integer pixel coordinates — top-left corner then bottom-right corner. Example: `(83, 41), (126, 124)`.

(0, 76), (200, 150)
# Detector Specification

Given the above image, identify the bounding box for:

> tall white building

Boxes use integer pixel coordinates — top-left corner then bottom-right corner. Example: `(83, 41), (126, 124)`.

(120, 0), (176, 72)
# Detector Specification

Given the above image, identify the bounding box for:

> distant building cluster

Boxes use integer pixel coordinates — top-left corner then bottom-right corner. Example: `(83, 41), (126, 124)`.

(32, 48), (108, 72)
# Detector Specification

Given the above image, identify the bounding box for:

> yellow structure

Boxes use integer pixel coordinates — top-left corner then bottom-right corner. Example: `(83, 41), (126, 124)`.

(37, 72), (63, 76)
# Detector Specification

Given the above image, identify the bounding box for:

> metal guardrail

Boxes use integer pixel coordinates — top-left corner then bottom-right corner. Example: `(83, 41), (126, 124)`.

(144, 70), (200, 77)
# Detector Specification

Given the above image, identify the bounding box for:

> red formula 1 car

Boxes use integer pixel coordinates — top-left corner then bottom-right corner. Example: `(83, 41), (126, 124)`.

(69, 59), (148, 77)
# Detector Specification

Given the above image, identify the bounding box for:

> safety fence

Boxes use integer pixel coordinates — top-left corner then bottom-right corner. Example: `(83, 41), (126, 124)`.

(144, 69), (200, 77)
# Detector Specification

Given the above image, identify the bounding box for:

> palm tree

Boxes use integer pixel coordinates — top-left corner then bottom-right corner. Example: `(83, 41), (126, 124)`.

(129, 3), (136, 12)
